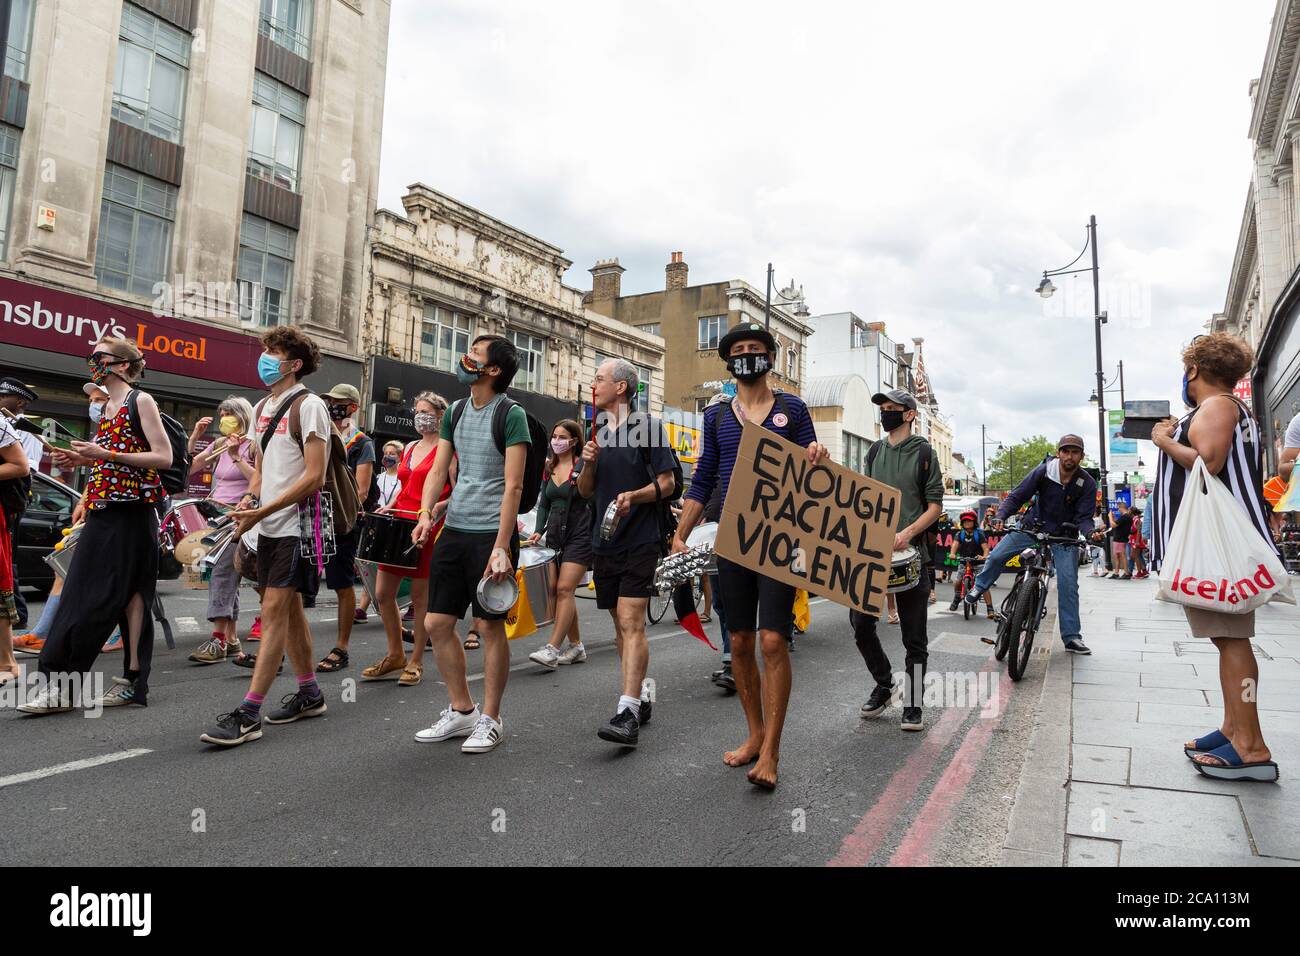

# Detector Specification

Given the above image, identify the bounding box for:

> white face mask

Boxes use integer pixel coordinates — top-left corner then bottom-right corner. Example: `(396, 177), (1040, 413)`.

(89, 401), (105, 424)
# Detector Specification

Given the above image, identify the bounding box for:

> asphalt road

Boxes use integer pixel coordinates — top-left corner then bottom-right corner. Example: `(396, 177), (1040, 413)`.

(0, 573), (1049, 866)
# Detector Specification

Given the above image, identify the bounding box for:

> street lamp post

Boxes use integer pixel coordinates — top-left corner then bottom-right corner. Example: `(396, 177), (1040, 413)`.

(981, 425), (1002, 495)
(1037, 214), (1109, 513)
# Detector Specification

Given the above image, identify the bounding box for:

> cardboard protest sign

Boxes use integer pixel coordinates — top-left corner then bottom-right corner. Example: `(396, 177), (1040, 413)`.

(714, 421), (902, 618)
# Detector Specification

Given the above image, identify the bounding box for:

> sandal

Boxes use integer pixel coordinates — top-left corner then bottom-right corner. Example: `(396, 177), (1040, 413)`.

(699, 614), (712, 623)
(1184, 729), (1229, 760)
(464, 630), (481, 650)
(397, 662), (424, 686)
(230, 652), (284, 674)
(361, 653), (406, 680)
(887, 612), (900, 625)
(316, 647), (349, 673)
(1192, 742), (1279, 782)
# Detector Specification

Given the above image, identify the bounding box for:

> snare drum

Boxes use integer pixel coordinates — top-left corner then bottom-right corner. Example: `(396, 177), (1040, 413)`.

(686, 521), (719, 550)
(357, 512), (420, 568)
(162, 497), (227, 550)
(887, 547), (923, 593)
(43, 524), (83, 579)
(518, 546), (559, 627)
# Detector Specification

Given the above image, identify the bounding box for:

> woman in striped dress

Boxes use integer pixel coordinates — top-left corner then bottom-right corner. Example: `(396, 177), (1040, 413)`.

(1150, 333), (1281, 782)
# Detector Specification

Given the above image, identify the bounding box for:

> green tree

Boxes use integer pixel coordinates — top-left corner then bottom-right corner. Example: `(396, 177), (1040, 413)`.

(985, 435), (1056, 493)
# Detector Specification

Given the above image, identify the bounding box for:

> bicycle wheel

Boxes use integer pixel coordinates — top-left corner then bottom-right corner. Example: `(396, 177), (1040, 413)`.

(994, 583), (1017, 661)
(1006, 577), (1041, 681)
(647, 588), (671, 625)
(962, 588), (972, 620)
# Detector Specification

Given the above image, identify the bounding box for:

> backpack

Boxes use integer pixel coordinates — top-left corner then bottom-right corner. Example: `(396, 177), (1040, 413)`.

(447, 394), (548, 514)
(866, 436), (939, 557)
(256, 388), (361, 537)
(342, 427), (381, 512)
(638, 418), (684, 551)
(126, 389), (190, 496)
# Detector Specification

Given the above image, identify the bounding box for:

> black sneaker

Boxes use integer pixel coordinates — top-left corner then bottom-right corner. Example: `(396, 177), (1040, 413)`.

(597, 708), (639, 747)
(264, 691), (327, 725)
(901, 707), (924, 731)
(949, 597), (960, 611)
(1063, 639), (1092, 655)
(638, 696), (652, 726)
(860, 685), (892, 718)
(713, 662), (736, 691)
(200, 708), (263, 747)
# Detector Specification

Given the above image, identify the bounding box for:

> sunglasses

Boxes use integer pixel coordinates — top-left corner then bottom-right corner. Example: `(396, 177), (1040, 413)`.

(88, 352), (127, 365)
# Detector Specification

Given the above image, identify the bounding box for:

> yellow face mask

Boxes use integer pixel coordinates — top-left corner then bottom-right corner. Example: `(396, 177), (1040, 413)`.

(219, 415), (241, 436)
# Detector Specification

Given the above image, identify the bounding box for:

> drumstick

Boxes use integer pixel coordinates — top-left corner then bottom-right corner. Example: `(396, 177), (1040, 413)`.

(590, 383), (597, 444)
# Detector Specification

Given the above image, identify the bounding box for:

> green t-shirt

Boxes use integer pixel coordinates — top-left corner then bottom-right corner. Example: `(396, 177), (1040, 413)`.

(440, 393), (531, 532)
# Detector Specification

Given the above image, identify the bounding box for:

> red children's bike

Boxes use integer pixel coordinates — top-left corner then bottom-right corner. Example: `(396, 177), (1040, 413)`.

(956, 559), (983, 620)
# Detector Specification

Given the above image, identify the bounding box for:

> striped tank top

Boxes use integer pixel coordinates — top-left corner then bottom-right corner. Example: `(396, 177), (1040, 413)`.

(1151, 396), (1279, 571)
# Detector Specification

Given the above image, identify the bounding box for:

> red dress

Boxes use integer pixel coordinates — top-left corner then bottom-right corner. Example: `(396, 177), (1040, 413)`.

(378, 440), (449, 578)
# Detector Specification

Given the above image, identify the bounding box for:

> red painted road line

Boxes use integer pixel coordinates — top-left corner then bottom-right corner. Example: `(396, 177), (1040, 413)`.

(888, 668), (1012, 866)
(826, 704), (967, 867)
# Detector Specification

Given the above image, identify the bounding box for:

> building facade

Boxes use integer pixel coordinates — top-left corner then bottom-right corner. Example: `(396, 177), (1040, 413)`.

(583, 252), (814, 414)
(1212, 0), (1300, 463)
(0, 0), (389, 460)
(804, 374), (874, 472)
(362, 184), (665, 442)
(807, 313), (902, 435)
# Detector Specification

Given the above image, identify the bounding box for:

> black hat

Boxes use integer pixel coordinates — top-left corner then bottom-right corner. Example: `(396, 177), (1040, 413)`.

(717, 322), (777, 359)
(0, 377), (37, 403)
(871, 388), (918, 412)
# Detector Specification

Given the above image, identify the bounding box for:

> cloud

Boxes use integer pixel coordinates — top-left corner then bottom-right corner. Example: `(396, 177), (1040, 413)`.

(378, 0), (1273, 477)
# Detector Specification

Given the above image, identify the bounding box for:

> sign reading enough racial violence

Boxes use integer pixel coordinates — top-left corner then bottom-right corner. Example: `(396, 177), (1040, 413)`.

(714, 421), (902, 618)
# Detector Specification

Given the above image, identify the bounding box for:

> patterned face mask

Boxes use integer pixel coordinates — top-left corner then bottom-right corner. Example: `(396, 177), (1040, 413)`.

(413, 412), (440, 434)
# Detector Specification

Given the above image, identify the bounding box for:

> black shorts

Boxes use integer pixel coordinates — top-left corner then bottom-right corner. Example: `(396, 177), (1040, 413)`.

(324, 527), (359, 590)
(426, 529), (520, 621)
(593, 547), (658, 609)
(256, 534), (319, 594)
(716, 556), (796, 636)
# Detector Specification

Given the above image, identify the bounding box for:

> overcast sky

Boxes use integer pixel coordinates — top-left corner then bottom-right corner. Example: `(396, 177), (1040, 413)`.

(378, 0), (1275, 479)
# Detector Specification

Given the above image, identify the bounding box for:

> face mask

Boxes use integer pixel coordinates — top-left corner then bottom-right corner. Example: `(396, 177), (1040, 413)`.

(327, 403), (350, 422)
(258, 353), (287, 386)
(382, 454), (399, 469)
(413, 412), (439, 434)
(1181, 370), (1195, 408)
(550, 438), (572, 455)
(219, 415), (241, 436)
(457, 354), (485, 384)
(880, 409), (907, 432)
(89, 401), (105, 424)
(727, 353), (771, 383)
(88, 355), (121, 385)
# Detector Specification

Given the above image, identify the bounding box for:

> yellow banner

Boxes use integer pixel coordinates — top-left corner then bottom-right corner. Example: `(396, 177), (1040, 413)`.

(666, 422), (701, 463)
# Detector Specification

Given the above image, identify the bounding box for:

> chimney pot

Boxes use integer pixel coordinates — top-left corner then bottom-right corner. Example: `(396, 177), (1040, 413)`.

(666, 251), (689, 291)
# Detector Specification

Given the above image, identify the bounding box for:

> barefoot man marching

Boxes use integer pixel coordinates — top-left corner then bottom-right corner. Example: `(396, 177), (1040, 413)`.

(672, 324), (827, 789)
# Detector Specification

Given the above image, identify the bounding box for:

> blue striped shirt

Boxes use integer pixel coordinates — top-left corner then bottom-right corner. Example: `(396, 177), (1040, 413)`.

(687, 393), (818, 508)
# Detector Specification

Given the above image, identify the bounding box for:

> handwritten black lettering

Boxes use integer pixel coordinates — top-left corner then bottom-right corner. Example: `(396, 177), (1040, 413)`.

(805, 464), (833, 499)
(754, 437), (785, 482)
(750, 479), (780, 520)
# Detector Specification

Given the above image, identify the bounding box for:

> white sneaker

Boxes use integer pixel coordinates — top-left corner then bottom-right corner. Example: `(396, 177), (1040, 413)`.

(413, 705), (481, 743)
(17, 684), (74, 714)
(97, 676), (138, 707)
(556, 642), (587, 665)
(528, 644), (560, 668)
(462, 713), (504, 753)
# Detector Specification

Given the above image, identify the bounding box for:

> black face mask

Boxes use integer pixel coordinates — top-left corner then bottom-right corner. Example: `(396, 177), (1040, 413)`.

(880, 409), (907, 432)
(327, 404), (350, 422)
(727, 353), (771, 383)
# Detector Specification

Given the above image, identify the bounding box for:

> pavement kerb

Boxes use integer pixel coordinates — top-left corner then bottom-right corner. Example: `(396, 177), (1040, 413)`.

(999, 602), (1073, 866)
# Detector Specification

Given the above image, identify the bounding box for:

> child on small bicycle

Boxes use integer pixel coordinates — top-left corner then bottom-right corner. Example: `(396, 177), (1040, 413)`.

(948, 511), (995, 619)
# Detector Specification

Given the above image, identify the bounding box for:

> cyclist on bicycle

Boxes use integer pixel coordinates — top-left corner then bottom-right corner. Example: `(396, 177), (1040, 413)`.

(948, 510), (994, 618)
(965, 434), (1096, 655)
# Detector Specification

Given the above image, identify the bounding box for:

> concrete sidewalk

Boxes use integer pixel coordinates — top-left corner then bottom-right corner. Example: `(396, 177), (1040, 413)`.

(1003, 572), (1300, 867)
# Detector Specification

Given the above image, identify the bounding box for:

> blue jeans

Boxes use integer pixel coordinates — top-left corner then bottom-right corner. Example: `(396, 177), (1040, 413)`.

(973, 530), (1082, 644)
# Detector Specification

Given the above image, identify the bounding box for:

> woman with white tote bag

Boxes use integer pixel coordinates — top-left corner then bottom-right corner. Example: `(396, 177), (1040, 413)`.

(1151, 333), (1286, 782)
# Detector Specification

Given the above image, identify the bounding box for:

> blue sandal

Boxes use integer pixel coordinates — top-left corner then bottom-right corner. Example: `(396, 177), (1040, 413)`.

(1192, 742), (1279, 782)
(1184, 729), (1229, 760)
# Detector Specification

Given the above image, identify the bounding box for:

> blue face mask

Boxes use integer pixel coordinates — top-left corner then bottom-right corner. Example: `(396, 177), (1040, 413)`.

(1181, 370), (1194, 408)
(456, 355), (484, 385)
(258, 353), (286, 386)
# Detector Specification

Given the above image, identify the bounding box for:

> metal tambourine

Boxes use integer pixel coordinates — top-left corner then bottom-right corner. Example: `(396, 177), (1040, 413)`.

(599, 499), (623, 541)
(653, 521), (720, 593)
(887, 547), (923, 594)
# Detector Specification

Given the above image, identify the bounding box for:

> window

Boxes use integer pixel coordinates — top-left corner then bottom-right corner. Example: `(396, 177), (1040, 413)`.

(843, 431), (871, 474)
(4, 0), (35, 81)
(786, 347), (798, 380)
(0, 125), (18, 260)
(420, 306), (473, 372)
(260, 0), (315, 59)
(95, 164), (178, 297)
(112, 4), (191, 144)
(509, 331), (546, 392)
(698, 315), (725, 350)
(636, 322), (661, 337)
(851, 323), (869, 349)
(248, 73), (307, 192)
(237, 213), (297, 327)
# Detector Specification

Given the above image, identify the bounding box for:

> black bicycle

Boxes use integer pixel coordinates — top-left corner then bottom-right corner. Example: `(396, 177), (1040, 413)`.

(993, 530), (1082, 681)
